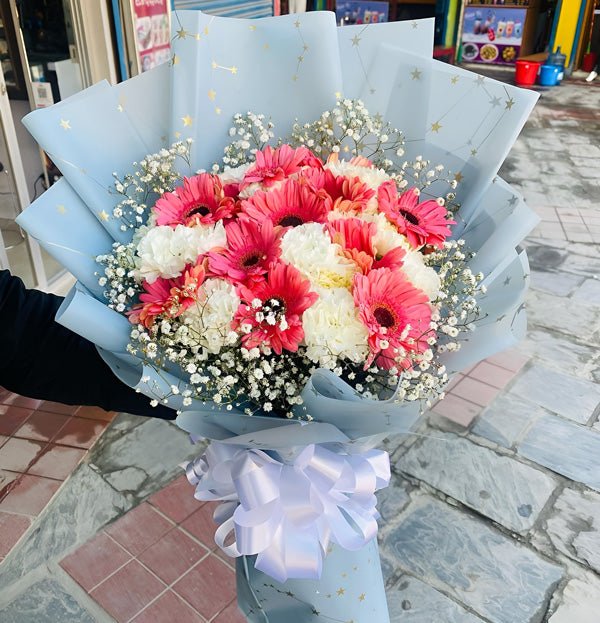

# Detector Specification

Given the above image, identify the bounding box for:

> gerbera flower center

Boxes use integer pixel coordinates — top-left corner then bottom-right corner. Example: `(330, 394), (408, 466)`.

(278, 214), (304, 228)
(187, 204), (211, 218)
(373, 305), (396, 328)
(264, 297), (286, 316)
(241, 252), (262, 268)
(399, 210), (419, 226)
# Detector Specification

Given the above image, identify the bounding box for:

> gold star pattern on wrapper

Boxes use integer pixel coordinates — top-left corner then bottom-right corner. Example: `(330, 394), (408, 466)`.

(182, 115), (193, 127)
(291, 19), (310, 82)
(59, 119), (71, 130)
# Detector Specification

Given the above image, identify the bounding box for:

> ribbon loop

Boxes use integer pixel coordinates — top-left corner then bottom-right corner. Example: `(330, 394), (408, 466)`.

(184, 441), (390, 582)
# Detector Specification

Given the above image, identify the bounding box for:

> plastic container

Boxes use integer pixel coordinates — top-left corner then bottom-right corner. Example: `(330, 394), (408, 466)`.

(515, 60), (540, 87)
(547, 47), (566, 81)
(538, 64), (561, 87)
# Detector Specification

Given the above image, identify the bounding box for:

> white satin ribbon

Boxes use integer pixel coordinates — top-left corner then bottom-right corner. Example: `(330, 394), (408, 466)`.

(184, 441), (390, 582)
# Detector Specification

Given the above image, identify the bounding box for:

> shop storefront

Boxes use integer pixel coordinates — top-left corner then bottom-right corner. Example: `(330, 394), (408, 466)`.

(0, 0), (118, 291)
(457, 0), (558, 66)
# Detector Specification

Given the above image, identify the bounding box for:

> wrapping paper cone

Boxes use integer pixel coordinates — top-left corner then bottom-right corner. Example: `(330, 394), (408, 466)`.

(15, 10), (540, 621)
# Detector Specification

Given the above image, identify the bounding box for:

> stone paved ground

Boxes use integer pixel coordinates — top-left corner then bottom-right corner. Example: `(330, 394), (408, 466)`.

(0, 76), (599, 622)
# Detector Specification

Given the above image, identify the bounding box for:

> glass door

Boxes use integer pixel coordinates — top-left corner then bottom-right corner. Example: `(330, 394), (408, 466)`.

(0, 0), (46, 288)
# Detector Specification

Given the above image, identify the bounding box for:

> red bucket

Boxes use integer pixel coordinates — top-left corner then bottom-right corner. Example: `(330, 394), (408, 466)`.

(515, 60), (540, 87)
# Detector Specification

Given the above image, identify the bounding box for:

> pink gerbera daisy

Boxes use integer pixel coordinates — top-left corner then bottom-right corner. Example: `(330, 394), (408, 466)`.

(208, 219), (282, 284)
(241, 145), (320, 189)
(128, 263), (206, 328)
(233, 262), (318, 354)
(154, 174), (236, 227)
(378, 181), (455, 249)
(301, 167), (374, 213)
(328, 218), (405, 274)
(240, 179), (328, 229)
(353, 267), (431, 369)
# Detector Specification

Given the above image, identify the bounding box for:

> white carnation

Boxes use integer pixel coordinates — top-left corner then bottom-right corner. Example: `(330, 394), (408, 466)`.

(220, 163), (251, 185)
(401, 250), (441, 300)
(182, 278), (240, 354)
(325, 159), (391, 190)
(303, 288), (368, 366)
(135, 222), (226, 283)
(280, 223), (355, 289)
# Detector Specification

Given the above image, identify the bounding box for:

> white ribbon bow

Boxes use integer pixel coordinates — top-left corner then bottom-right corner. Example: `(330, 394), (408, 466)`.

(185, 441), (390, 582)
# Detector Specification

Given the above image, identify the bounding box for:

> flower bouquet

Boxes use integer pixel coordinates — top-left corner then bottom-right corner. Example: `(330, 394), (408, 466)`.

(17, 10), (538, 622)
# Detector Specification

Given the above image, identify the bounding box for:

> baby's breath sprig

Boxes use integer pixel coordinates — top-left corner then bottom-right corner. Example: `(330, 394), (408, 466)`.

(220, 112), (275, 171)
(288, 99), (404, 170)
(111, 140), (193, 232)
(427, 239), (484, 355)
(96, 241), (138, 312)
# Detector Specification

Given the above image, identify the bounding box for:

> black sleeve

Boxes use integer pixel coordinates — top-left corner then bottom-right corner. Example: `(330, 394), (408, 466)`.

(0, 270), (175, 419)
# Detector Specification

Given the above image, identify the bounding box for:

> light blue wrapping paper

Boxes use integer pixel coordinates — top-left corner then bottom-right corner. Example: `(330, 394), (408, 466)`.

(15, 11), (540, 621)
(237, 541), (387, 623)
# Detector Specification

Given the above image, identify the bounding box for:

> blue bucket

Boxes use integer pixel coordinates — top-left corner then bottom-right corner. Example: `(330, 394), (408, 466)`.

(538, 64), (561, 86)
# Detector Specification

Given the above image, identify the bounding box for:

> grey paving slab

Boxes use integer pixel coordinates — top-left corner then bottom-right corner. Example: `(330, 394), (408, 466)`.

(525, 290), (600, 341)
(526, 245), (569, 272)
(0, 579), (95, 623)
(529, 270), (584, 297)
(572, 279), (600, 306)
(88, 417), (199, 499)
(566, 144), (600, 158)
(388, 575), (483, 623)
(548, 578), (600, 623)
(542, 487), (600, 574)
(397, 433), (557, 533)
(473, 393), (541, 448)
(510, 364), (600, 424)
(377, 478), (411, 525)
(559, 253), (600, 278)
(518, 416), (600, 491)
(382, 497), (563, 623)
(516, 330), (599, 383)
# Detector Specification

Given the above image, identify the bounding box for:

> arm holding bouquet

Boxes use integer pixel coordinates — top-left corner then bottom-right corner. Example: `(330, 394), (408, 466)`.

(0, 269), (175, 418)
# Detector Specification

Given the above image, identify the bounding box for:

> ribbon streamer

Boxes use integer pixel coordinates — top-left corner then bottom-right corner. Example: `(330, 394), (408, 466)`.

(185, 441), (390, 583)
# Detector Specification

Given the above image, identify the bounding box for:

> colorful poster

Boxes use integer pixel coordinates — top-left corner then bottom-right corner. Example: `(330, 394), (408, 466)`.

(133, 0), (171, 72)
(461, 7), (527, 65)
(336, 1), (389, 26)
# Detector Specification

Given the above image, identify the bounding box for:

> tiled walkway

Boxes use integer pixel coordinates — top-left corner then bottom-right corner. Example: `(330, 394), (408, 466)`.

(0, 389), (115, 563)
(60, 477), (242, 623)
